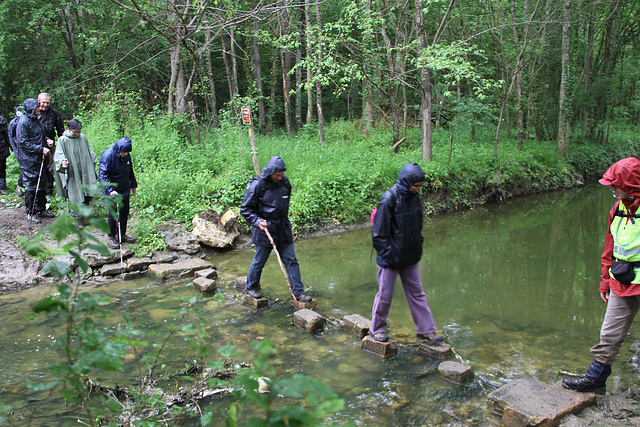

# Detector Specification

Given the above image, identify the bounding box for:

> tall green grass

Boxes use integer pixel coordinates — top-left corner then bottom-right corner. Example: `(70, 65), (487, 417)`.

(75, 97), (640, 239)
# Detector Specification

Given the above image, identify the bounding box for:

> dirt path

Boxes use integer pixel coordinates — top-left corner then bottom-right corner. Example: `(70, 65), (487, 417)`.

(0, 198), (58, 293)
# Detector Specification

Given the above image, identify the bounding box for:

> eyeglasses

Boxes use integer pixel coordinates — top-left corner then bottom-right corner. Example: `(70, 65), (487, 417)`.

(410, 184), (424, 190)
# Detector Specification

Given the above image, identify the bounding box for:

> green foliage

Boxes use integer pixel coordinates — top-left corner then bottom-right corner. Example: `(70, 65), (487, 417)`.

(223, 340), (351, 427)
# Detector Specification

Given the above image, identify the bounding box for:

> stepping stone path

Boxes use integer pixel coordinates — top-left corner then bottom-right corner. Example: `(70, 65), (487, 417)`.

(293, 309), (325, 332)
(437, 361), (474, 384)
(361, 335), (398, 358)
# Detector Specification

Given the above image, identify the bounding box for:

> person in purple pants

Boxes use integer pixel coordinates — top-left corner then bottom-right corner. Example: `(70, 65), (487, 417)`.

(369, 162), (443, 343)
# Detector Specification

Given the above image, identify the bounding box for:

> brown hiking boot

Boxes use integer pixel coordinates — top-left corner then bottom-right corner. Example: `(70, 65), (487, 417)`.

(108, 236), (120, 249)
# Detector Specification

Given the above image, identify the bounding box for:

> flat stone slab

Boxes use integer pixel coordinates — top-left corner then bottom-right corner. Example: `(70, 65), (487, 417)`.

(100, 263), (126, 276)
(487, 377), (597, 426)
(126, 257), (154, 271)
(361, 335), (398, 358)
(243, 295), (268, 309)
(195, 268), (218, 280)
(418, 342), (453, 359)
(438, 361), (474, 384)
(193, 277), (217, 293)
(341, 314), (371, 338)
(83, 248), (133, 268)
(147, 258), (213, 280)
(289, 299), (317, 310)
(235, 276), (247, 291)
(292, 309), (324, 332)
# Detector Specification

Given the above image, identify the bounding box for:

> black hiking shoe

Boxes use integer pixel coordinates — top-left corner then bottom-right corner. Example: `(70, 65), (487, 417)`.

(108, 237), (120, 250)
(417, 333), (444, 344)
(37, 210), (55, 218)
(369, 332), (388, 342)
(562, 376), (606, 395)
(247, 289), (263, 299)
(294, 293), (312, 303)
(27, 214), (41, 224)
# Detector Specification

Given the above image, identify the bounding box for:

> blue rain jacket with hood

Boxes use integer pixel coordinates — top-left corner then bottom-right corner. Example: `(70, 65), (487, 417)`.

(15, 98), (47, 181)
(240, 156), (293, 248)
(99, 137), (137, 197)
(372, 162), (426, 270)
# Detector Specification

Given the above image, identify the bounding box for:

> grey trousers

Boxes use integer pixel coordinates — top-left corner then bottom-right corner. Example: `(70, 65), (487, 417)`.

(591, 291), (640, 365)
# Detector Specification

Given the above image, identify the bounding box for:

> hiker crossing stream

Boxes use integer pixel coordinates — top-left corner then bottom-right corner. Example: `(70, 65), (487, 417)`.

(0, 182), (630, 425)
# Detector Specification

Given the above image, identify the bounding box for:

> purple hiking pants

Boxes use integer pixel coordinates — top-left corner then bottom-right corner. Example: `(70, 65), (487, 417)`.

(370, 263), (437, 336)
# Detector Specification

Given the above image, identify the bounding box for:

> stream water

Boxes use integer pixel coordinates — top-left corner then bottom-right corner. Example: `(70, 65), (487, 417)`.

(1, 181), (635, 426)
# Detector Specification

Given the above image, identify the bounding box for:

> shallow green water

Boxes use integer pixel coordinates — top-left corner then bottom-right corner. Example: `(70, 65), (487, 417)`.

(1, 182), (633, 425)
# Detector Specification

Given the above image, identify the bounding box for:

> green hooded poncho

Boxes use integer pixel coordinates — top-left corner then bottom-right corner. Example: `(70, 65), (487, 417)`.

(54, 131), (98, 205)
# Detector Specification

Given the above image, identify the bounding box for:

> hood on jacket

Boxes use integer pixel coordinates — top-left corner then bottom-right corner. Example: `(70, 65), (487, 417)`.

(112, 137), (132, 153)
(599, 157), (640, 197)
(23, 98), (38, 117)
(260, 156), (286, 178)
(396, 162), (425, 197)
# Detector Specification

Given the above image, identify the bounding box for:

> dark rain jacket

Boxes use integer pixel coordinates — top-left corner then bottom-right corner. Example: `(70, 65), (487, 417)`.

(372, 162), (426, 270)
(599, 157), (640, 297)
(0, 115), (9, 160)
(38, 106), (64, 141)
(8, 114), (20, 153)
(240, 156), (293, 248)
(98, 137), (137, 197)
(15, 99), (48, 182)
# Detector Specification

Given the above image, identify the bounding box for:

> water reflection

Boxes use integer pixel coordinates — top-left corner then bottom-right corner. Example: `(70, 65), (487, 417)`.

(0, 182), (629, 425)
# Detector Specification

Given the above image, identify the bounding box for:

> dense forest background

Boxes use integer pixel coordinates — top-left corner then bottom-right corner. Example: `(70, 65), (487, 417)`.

(1, 0), (638, 158)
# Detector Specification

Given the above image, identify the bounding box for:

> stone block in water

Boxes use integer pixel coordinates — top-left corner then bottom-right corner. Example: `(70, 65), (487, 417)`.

(341, 314), (371, 338)
(361, 335), (398, 358)
(243, 294), (268, 309)
(195, 268), (218, 280)
(289, 299), (317, 311)
(292, 309), (324, 332)
(437, 361), (474, 384)
(193, 277), (217, 294)
(147, 258), (213, 280)
(235, 276), (247, 291)
(418, 342), (453, 359)
(487, 377), (596, 426)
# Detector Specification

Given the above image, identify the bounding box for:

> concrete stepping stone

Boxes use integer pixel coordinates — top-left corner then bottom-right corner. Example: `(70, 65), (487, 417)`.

(292, 309), (324, 332)
(418, 341), (453, 359)
(195, 268), (218, 280)
(341, 314), (371, 338)
(147, 258), (213, 280)
(235, 276), (247, 291)
(193, 277), (217, 294)
(438, 360), (474, 384)
(243, 295), (268, 309)
(361, 335), (397, 358)
(289, 299), (317, 310)
(486, 377), (597, 426)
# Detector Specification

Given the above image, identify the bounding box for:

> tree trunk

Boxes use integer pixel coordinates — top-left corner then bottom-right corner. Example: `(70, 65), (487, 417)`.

(557, 0), (573, 158)
(415, 0), (432, 161)
(315, 4), (325, 144)
(205, 28), (219, 129)
(295, 8), (303, 129)
(305, 1), (314, 125)
(251, 15), (267, 135)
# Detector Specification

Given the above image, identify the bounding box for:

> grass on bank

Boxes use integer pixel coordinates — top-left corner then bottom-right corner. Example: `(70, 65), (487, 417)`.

(4, 109), (639, 254)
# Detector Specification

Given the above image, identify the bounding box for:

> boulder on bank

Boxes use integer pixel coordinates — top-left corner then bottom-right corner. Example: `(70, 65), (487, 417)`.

(192, 210), (239, 248)
(158, 223), (201, 254)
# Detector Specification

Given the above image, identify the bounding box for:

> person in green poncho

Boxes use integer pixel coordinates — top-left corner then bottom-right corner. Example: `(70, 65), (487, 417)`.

(54, 119), (98, 220)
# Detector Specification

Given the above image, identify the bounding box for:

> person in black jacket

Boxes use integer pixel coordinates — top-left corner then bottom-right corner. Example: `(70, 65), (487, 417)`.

(369, 162), (443, 343)
(8, 107), (26, 196)
(15, 98), (55, 222)
(38, 93), (64, 196)
(240, 156), (312, 302)
(0, 115), (10, 195)
(99, 137), (138, 250)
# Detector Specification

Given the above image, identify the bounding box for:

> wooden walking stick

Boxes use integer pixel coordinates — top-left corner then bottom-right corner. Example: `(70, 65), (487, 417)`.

(263, 227), (297, 302)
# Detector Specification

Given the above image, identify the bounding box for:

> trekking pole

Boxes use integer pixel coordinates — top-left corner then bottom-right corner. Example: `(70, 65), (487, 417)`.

(116, 202), (124, 269)
(263, 227), (297, 302)
(64, 165), (69, 217)
(29, 155), (46, 222)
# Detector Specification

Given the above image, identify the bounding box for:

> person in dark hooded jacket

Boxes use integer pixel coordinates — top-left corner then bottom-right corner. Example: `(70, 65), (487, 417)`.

(564, 157), (640, 395)
(240, 156), (312, 302)
(15, 98), (55, 222)
(369, 162), (443, 343)
(99, 137), (138, 250)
